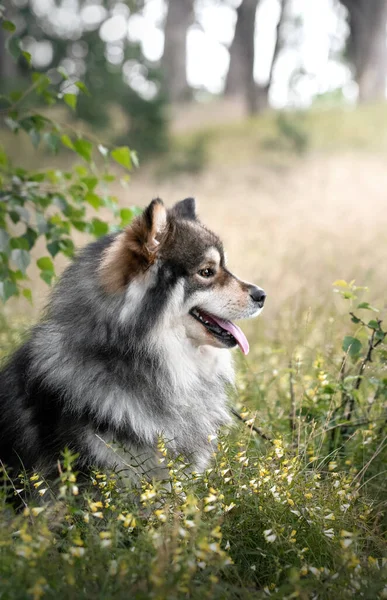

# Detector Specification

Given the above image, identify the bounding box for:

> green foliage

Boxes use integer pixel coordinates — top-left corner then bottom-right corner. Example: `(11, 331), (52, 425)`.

(0, 5), (139, 303)
(1, 1), (169, 161)
(262, 112), (309, 154)
(158, 133), (209, 178)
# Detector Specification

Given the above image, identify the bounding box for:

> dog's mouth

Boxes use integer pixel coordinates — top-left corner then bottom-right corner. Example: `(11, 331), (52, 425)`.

(189, 307), (249, 355)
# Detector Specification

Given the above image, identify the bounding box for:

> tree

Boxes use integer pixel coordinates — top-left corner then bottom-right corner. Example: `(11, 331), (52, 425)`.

(225, 0), (288, 114)
(340, 0), (387, 102)
(161, 0), (195, 103)
(225, 0), (259, 109)
(0, 0), (168, 159)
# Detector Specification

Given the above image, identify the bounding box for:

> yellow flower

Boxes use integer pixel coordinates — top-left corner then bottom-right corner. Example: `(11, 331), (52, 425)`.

(70, 546), (85, 558)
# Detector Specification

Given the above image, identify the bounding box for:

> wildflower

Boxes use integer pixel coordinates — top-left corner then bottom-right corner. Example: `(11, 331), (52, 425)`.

(289, 529), (297, 543)
(154, 509), (167, 522)
(31, 507), (45, 517)
(263, 529), (277, 543)
(89, 501), (103, 513)
(224, 502), (236, 513)
(118, 513), (136, 528)
(324, 513), (335, 521)
(324, 528), (335, 539)
(367, 556), (378, 568)
(69, 546), (85, 558)
(109, 560), (118, 576)
(27, 577), (47, 600)
(340, 530), (353, 549)
(140, 487), (157, 502)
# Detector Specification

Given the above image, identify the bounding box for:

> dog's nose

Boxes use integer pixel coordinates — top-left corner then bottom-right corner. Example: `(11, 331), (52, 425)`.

(250, 286), (266, 308)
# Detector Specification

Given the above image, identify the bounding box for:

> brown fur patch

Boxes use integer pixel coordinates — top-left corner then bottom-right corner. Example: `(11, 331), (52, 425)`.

(99, 200), (168, 293)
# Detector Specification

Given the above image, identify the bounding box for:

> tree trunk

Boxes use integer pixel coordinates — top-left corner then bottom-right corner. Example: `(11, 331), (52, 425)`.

(225, 0), (288, 114)
(161, 0), (194, 103)
(341, 0), (387, 102)
(225, 0), (259, 103)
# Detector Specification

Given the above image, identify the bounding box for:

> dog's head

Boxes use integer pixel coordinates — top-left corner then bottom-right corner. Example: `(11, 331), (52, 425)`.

(99, 198), (265, 354)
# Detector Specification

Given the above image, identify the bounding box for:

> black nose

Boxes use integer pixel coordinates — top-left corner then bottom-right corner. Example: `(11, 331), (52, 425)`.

(250, 286), (266, 308)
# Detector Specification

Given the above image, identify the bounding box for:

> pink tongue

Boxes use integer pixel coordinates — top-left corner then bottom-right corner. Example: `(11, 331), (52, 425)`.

(208, 314), (250, 355)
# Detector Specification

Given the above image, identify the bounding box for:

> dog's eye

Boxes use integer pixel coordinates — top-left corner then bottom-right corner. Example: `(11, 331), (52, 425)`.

(198, 268), (215, 278)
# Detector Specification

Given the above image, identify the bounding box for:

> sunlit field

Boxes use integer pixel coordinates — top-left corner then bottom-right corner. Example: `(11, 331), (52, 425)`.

(1, 106), (387, 598)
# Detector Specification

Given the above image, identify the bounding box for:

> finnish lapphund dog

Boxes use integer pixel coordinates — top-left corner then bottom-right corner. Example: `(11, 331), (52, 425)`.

(0, 198), (265, 482)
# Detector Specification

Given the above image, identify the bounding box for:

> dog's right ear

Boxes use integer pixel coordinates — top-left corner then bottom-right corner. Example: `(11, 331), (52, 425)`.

(142, 198), (168, 251)
(170, 197), (197, 221)
(99, 198), (168, 292)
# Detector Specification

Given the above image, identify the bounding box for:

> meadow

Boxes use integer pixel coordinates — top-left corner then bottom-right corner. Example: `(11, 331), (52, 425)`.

(1, 105), (387, 599)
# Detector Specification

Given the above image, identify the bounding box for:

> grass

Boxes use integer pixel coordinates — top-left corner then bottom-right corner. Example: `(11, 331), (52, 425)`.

(0, 280), (386, 599)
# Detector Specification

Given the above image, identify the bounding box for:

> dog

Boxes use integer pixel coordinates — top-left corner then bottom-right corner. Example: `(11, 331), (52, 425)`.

(0, 198), (265, 483)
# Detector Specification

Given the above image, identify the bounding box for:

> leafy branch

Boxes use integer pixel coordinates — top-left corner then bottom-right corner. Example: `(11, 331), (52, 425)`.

(0, 7), (139, 303)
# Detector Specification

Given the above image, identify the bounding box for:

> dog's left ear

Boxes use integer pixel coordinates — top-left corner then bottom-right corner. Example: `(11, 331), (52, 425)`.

(170, 197), (197, 221)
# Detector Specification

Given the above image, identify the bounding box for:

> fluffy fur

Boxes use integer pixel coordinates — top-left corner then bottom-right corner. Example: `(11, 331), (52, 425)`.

(0, 198), (265, 481)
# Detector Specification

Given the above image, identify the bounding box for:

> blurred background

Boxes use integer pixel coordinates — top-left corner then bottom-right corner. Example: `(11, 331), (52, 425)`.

(1, 0), (387, 343)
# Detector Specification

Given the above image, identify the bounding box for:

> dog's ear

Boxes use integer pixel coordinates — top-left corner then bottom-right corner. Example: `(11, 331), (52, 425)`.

(99, 198), (168, 292)
(171, 197), (197, 221)
(143, 198), (168, 251)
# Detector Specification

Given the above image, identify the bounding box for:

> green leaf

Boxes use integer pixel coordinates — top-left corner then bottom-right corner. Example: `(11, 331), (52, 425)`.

(342, 336), (362, 358)
(23, 288), (32, 303)
(120, 208), (135, 227)
(37, 256), (54, 272)
(29, 128), (40, 148)
(73, 138), (92, 163)
(4, 117), (19, 132)
(90, 218), (108, 237)
(350, 314), (361, 324)
(61, 134), (74, 150)
(22, 51), (32, 65)
(40, 270), (54, 285)
(357, 302), (379, 312)
(0, 229), (10, 252)
(111, 146), (132, 170)
(64, 93), (77, 111)
(85, 192), (102, 210)
(10, 237), (29, 250)
(81, 177), (98, 191)
(23, 227), (38, 250)
(58, 66), (68, 80)
(6, 35), (21, 60)
(0, 280), (18, 302)
(75, 81), (89, 95)
(11, 249), (30, 273)
(47, 241), (60, 257)
(2, 20), (16, 32)
(368, 320), (380, 330)
(45, 132), (60, 153)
